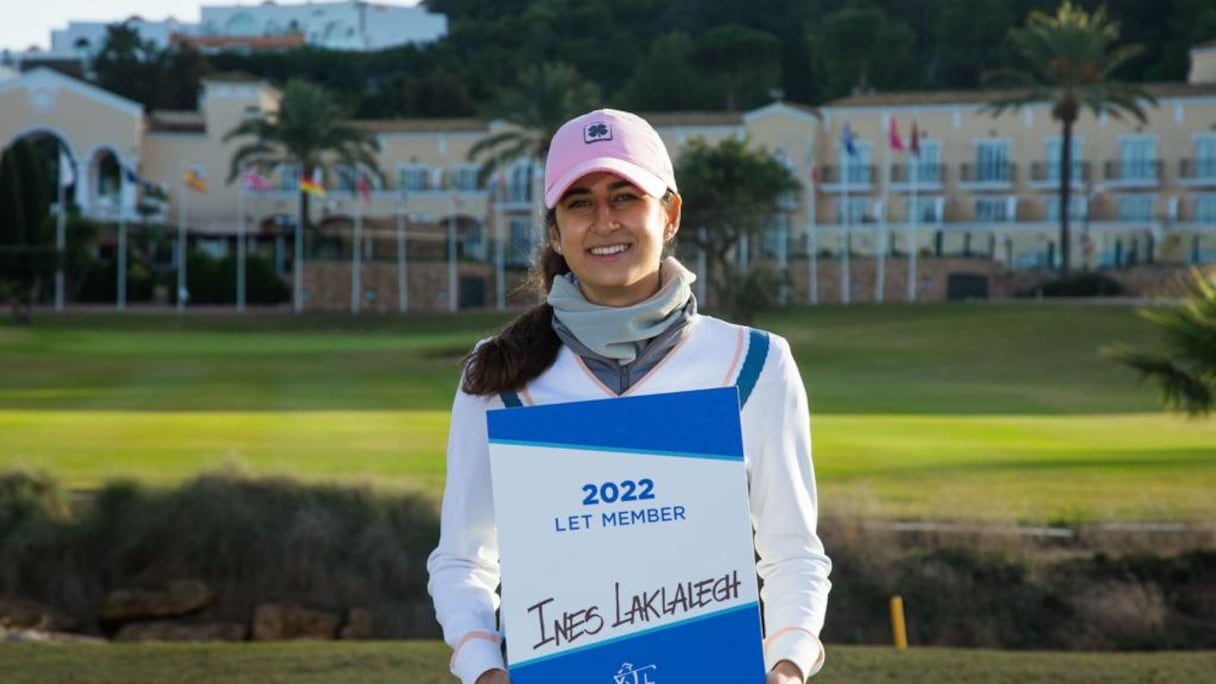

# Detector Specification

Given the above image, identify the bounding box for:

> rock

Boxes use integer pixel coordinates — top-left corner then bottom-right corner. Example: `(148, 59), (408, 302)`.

(100, 579), (214, 624)
(1, 626), (104, 644)
(252, 603), (339, 640)
(113, 620), (247, 642)
(0, 597), (77, 632)
(340, 607), (373, 640)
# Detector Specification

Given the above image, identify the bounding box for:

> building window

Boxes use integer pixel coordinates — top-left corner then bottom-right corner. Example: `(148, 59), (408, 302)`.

(975, 140), (1011, 182)
(1194, 196), (1216, 223)
(1045, 138), (1083, 181)
(279, 164), (301, 192)
(397, 165), (429, 193)
(912, 141), (941, 183)
(1117, 195), (1155, 222)
(507, 217), (534, 265)
(1120, 138), (1157, 180)
(904, 197), (941, 223)
(975, 197), (1011, 222)
(508, 163), (533, 203)
(1196, 137), (1216, 179)
(451, 165), (480, 192)
(840, 142), (872, 185)
(832, 198), (870, 223)
(1045, 195), (1087, 221)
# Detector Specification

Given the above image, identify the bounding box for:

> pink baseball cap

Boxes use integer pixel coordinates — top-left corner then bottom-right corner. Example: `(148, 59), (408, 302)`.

(544, 109), (677, 209)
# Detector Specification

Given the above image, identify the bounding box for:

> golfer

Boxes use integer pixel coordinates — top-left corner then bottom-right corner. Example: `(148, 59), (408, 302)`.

(427, 108), (831, 683)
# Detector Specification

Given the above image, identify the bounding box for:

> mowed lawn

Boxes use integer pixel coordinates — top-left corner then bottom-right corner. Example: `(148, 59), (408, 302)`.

(5, 641), (1215, 684)
(1, 304), (1213, 522)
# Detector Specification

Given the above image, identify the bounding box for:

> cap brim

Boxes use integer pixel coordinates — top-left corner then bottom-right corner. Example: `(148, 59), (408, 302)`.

(544, 157), (669, 209)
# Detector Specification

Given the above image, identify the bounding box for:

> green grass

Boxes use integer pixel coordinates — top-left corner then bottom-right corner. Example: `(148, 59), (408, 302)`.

(4, 641), (1214, 683)
(2, 303), (1214, 522)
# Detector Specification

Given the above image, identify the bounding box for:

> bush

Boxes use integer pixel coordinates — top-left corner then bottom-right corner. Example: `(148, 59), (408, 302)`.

(160, 252), (290, 305)
(1019, 272), (1126, 298)
(0, 469), (440, 637)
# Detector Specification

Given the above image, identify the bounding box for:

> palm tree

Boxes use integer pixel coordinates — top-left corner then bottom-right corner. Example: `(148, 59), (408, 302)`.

(982, 1), (1155, 276)
(468, 62), (601, 186)
(224, 79), (380, 312)
(1104, 268), (1216, 417)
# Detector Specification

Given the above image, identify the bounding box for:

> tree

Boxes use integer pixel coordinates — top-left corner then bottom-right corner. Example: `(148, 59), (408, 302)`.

(675, 137), (799, 324)
(1103, 268), (1216, 417)
(467, 62), (600, 183)
(224, 80), (381, 311)
(614, 32), (722, 112)
(809, 1), (917, 99)
(693, 24), (781, 111)
(982, 1), (1155, 277)
(92, 22), (162, 109)
(0, 140), (54, 323)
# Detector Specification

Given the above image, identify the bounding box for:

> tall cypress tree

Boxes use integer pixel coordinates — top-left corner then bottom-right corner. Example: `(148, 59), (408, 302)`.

(0, 140), (55, 322)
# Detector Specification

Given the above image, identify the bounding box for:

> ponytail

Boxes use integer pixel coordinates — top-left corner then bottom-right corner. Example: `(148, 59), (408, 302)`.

(462, 210), (567, 396)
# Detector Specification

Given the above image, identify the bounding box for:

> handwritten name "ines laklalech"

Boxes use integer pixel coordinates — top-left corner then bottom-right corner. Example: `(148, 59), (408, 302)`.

(525, 570), (742, 650)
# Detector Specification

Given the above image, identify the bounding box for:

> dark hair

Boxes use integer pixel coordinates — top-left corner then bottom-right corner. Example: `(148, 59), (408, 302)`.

(461, 209), (567, 396)
(462, 191), (678, 396)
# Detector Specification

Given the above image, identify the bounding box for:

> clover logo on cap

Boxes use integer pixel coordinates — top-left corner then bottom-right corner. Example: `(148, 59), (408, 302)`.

(584, 121), (612, 143)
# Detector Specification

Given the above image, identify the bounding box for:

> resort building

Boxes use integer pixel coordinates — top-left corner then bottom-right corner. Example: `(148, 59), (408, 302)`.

(1, 44), (1214, 311)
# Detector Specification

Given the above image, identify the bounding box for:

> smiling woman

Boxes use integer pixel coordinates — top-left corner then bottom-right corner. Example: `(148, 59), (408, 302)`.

(427, 109), (831, 684)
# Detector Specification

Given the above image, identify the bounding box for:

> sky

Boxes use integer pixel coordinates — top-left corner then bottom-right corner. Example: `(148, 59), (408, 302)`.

(0, 1), (422, 54)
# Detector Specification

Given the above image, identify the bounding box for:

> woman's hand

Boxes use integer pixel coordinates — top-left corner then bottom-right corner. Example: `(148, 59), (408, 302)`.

(474, 669), (509, 684)
(766, 660), (805, 684)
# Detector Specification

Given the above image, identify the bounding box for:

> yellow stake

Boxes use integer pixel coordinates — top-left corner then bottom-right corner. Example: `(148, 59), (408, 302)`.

(890, 595), (908, 650)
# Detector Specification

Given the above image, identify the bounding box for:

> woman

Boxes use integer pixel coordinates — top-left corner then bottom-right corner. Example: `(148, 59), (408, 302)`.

(427, 109), (831, 684)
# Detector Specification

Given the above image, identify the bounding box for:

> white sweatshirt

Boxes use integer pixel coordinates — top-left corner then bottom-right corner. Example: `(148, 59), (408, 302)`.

(427, 314), (832, 683)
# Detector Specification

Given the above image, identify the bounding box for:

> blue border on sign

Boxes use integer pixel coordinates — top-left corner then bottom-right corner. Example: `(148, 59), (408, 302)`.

(487, 387), (744, 459)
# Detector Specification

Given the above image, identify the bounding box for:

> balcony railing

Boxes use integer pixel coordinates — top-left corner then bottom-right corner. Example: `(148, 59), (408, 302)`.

(1104, 159), (1163, 186)
(958, 162), (1016, 188)
(1179, 158), (1216, 186)
(817, 164), (876, 192)
(889, 163), (945, 189)
(1028, 160), (1091, 188)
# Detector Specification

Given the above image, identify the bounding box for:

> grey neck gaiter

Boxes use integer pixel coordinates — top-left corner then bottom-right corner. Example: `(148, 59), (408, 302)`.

(547, 257), (696, 365)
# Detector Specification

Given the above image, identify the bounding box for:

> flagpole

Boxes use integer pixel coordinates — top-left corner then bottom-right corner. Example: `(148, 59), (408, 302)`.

(909, 144), (919, 303)
(237, 180), (246, 313)
(841, 139), (850, 307)
(117, 215), (127, 312)
(447, 193), (457, 313)
(878, 115), (890, 305)
(397, 198), (408, 313)
(55, 159), (66, 312)
(177, 172), (187, 313)
(351, 184), (363, 315)
(294, 170), (305, 314)
(494, 171), (506, 311)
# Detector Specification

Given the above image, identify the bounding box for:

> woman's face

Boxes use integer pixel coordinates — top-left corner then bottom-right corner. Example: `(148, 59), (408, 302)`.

(550, 171), (681, 307)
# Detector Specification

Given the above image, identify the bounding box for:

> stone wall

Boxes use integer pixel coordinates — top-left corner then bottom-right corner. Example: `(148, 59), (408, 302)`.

(300, 258), (1206, 312)
(301, 261), (531, 313)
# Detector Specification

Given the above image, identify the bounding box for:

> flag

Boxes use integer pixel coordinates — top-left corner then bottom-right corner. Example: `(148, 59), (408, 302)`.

(910, 121), (921, 158)
(431, 167), (444, 191)
(239, 169), (272, 192)
(184, 165), (207, 194)
(300, 167), (325, 197)
(356, 172), (372, 203)
(58, 151), (75, 187)
(842, 123), (857, 157)
(888, 116), (905, 152)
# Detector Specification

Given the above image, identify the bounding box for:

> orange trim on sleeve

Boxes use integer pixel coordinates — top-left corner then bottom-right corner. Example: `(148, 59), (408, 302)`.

(763, 625), (818, 652)
(721, 326), (747, 386)
(449, 630), (502, 670)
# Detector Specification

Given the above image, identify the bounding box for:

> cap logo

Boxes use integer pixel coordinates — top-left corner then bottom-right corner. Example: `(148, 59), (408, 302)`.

(584, 121), (612, 144)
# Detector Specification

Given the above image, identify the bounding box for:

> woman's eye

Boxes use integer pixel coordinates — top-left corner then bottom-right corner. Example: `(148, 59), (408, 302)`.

(565, 199), (592, 211)
(613, 193), (638, 204)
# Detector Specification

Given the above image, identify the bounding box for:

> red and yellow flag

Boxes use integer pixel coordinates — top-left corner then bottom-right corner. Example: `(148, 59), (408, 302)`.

(300, 167), (326, 197)
(183, 166), (207, 194)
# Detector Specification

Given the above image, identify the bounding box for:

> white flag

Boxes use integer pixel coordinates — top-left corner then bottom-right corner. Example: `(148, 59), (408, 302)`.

(59, 151), (75, 187)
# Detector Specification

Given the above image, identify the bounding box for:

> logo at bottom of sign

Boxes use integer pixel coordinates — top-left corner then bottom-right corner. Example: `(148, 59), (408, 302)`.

(614, 662), (658, 684)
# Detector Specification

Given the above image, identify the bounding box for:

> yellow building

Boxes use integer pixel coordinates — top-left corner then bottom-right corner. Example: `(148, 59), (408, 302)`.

(2, 45), (1214, 311)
